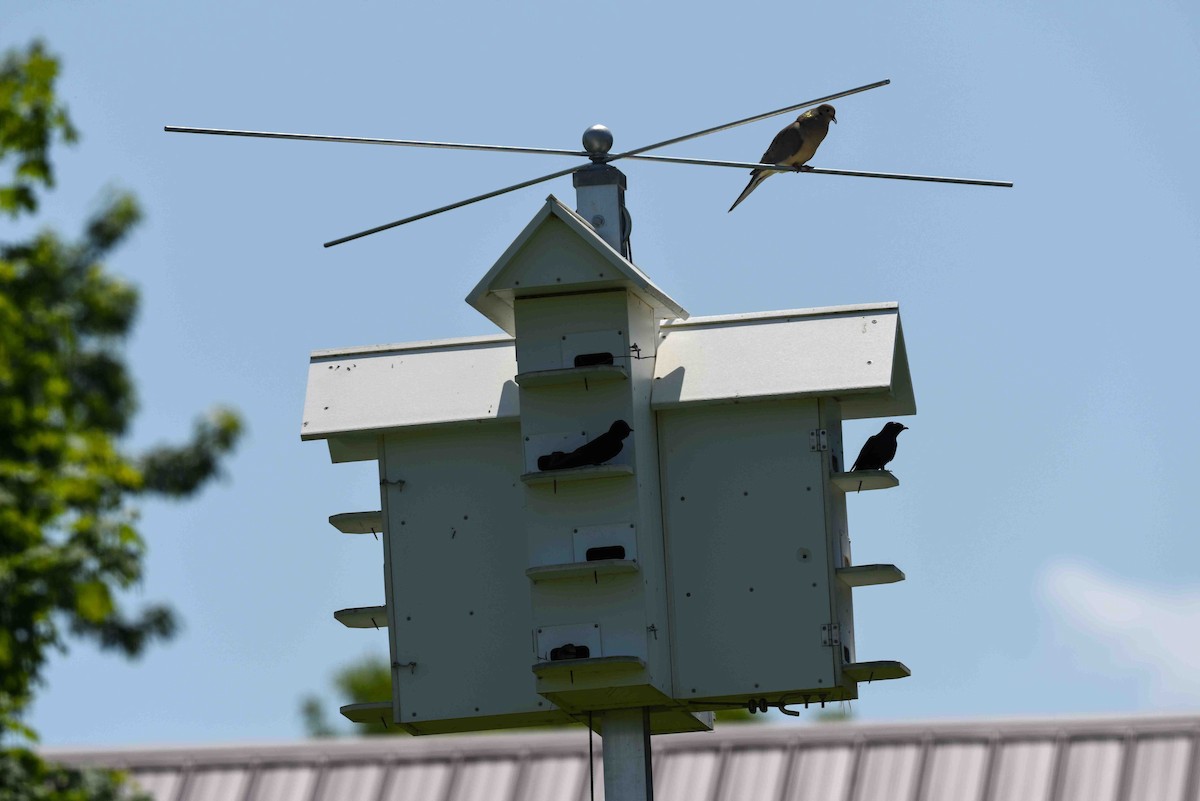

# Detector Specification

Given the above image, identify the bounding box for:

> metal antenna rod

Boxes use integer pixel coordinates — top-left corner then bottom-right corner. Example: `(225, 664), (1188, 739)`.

(623, 153), (1014, 187)
(164, 126), (587, 158)
(609, 78), (890, 161)
(324, 80), (892, 247)
(170, 78), (887, 161)
(167, 121), (1011, 188)
(804, 166), (1012, 187)
(323, 164), (583, 248)
(324, 157), (1010, 247)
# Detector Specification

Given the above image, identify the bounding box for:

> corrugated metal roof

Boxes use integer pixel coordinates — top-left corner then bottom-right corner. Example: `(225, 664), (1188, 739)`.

(44, 712), (1200, 801)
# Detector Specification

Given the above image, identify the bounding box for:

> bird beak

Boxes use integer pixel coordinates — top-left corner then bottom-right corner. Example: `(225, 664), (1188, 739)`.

(831, 115), (837, 124)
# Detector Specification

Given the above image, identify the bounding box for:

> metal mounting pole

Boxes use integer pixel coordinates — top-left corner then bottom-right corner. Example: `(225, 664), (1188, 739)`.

(602, 708), (654, 801)
(574, 164), (630, 258)
(575, 125), (632, 259)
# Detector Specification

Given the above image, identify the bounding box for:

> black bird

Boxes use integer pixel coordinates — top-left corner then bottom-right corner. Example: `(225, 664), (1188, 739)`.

(550, 643), (590, 661)
(537, 420), (633, 471)
(851, 422), (908, 471)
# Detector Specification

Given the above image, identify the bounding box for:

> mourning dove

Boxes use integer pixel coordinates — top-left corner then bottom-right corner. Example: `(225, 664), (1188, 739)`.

(728, 103), (837, 212)
(851, 421), (907, 471)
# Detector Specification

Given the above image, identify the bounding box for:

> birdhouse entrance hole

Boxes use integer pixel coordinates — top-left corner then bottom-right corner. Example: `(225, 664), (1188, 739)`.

(574, 352), (615, 367)
(586, 545), (626, 561)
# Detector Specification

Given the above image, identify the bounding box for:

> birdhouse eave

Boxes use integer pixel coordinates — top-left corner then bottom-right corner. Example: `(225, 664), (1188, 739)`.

(466, 195), (688, 335)
(652, 302), (916, 419)
(300, 302), (915, 459)
(301, 333), (519, 453)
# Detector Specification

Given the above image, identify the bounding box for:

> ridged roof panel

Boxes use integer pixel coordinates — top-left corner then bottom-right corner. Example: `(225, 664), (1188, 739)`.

(46, 712), (1200, 801)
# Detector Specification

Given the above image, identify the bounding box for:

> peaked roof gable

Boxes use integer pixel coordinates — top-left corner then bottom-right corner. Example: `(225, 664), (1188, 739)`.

(466, 195), (687, 335)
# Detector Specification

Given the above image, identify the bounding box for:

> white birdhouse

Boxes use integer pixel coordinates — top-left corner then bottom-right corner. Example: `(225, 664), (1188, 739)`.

(302, 194), (915, 735)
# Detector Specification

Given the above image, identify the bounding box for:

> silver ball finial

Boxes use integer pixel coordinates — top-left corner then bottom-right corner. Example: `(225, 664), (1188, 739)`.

(582, 124), (613, 157)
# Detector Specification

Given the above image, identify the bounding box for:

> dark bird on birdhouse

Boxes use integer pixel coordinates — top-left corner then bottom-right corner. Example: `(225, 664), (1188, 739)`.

(550, 643), (591, 661)
(728, 103), (837, 212)
(537, 420), (633, 471)
(851, 422), (908, 471)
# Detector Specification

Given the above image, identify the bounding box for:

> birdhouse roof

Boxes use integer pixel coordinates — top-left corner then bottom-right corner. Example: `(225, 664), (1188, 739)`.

(302, 303), (913, 462)
(466, 195), (688, 335)
(302, 333), (519, 462)
(651, 302), (915, 418)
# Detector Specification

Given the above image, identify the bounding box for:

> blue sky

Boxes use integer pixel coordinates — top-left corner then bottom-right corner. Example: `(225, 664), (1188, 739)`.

(4, 0), (1198, 746)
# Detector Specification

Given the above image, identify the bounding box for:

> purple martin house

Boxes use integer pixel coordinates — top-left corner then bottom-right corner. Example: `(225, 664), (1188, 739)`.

(302, 181), (916, 741)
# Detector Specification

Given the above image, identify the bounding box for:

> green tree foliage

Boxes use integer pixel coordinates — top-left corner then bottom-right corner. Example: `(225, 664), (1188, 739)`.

(0, 42), (77, 218)
(0, 750), (150, 801)
(0, 40), (243, 800)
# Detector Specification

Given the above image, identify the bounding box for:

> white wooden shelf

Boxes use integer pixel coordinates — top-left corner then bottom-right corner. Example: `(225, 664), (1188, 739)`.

(340, 701), (390, 724)
(526, 560), (640, 583)
(532, 655), (646, 680)
(328, 511), (385, 534)
(521, 464), (634, 486)
(515, 364), (628, 388)
(836, 564), (905, 588)
(843, 660), (910, 682)
(334, 605), (387, 629)
(831, 470), (899, 492)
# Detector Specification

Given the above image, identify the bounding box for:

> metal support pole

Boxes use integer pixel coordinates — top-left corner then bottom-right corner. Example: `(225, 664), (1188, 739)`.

(602, 708), (654, 801)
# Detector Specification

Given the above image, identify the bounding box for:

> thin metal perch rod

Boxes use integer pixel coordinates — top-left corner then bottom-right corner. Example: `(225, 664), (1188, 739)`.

(165, 124), (1012, 189)
(165, 78), (1013, 246)
(608, 79), (891, 160)
(804, 166), (1011, 187)
(628, 153), (1013, 187)
(164, 80), (890, 162)
(321, 80), (893, 247)
(164, 126), (587, 158)
(322, 163), (584, 247)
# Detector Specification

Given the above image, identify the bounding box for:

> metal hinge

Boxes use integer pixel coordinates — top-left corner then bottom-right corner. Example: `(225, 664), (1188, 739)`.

(809, 429), (829, 451)
(821, 623), (841, 646)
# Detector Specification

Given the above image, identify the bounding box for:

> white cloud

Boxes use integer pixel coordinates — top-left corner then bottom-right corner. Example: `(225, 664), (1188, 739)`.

(1039, 560), (1200, 704)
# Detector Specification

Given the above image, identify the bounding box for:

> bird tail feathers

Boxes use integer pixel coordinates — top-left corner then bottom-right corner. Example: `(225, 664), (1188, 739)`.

(728, 170), (769, 212)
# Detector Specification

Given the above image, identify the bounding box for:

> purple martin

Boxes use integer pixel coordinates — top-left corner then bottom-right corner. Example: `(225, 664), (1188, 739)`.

(728, 103), (837, 212)
(550, 643), (590, 661)
(537, 420), (633, 471)
(851, 422), (907, 471)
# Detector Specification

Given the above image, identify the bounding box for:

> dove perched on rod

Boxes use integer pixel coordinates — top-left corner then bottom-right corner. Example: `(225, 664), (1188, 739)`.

(851, 422), (907, 471)
(728, 103), (837, 212)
